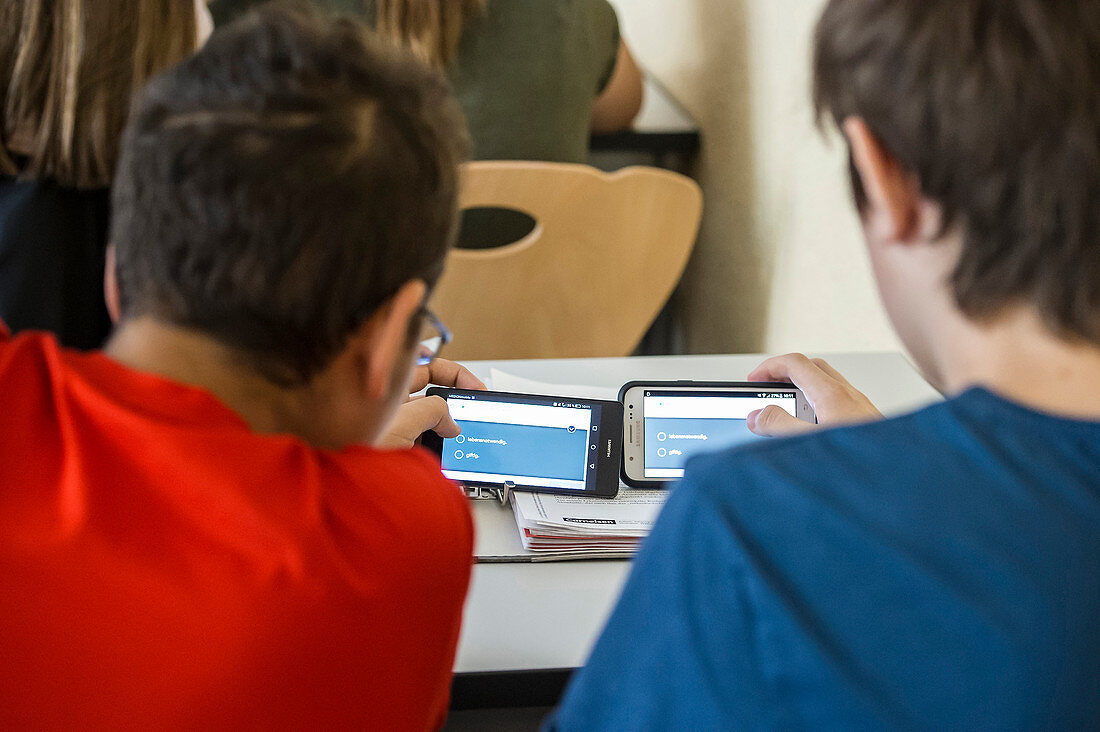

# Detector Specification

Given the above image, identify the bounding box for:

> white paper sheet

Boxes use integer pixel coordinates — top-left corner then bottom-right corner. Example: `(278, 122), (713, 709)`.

(511, 490), (667, 537)
(509, 489), (666, 558)
(488, 369), (620, 401)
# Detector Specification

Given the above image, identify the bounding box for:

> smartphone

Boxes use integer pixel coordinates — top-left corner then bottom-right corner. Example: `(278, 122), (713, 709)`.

(421, 388), (623, 498)
(619, 381), (816, 487)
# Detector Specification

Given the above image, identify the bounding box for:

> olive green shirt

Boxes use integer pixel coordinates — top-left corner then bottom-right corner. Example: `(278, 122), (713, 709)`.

(210, 0), (621, 163)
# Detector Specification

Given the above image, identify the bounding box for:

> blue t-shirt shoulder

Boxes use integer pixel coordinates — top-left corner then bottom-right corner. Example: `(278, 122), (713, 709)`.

(550, 388), (1100, 730)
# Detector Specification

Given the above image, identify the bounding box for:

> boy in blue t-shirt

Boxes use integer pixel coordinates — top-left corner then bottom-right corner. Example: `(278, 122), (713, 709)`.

(551, 1), (1100, 729)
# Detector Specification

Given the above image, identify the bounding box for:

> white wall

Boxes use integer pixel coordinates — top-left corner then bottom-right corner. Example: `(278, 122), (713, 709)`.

(610, 0), (902, 355)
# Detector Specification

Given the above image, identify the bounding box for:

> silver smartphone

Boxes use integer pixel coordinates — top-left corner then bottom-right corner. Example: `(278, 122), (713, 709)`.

(619, 381), (816, 487)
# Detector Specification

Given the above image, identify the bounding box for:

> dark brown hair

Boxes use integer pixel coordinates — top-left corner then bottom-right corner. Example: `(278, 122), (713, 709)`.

(111, 3), (468, 385)
(814, 0), (1100, 343)
(0, 0), (199, 188)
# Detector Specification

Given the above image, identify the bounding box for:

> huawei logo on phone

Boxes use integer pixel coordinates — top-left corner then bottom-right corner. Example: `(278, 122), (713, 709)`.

(606, 440), (613, 458)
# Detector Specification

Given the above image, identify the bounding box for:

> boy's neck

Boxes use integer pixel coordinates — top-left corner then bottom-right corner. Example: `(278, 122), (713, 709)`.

(936, 306), (1100, 419)
(103, 317), (364, 449)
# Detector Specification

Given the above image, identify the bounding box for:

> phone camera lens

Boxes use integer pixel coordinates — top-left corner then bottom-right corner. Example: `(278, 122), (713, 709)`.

(629, 405), (633, 409)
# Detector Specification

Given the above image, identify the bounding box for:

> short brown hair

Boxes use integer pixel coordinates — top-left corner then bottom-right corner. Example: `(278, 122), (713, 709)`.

(0, 0), (198, 188)
(111, 4), (468, 385)
(814, 0), (1100, 343)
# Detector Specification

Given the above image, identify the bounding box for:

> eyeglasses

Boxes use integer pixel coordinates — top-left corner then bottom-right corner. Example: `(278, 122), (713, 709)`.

(416, 307), (452, 366)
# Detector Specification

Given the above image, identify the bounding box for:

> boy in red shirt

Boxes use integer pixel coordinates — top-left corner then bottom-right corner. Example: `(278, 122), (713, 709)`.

(0, 6), (479, 729)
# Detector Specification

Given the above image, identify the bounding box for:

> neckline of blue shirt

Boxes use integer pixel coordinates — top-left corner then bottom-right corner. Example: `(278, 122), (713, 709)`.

(957, 385), (1100, 429)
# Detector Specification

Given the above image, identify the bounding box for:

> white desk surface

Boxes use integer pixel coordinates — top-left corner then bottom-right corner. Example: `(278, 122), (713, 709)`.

(633, 77), (698, 134)
(452, 352), (940, 674)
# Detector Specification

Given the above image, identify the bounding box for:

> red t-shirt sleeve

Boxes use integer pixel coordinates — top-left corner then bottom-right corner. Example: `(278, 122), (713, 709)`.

(319, 448), (473, 725)
(0, 343), (470, 728)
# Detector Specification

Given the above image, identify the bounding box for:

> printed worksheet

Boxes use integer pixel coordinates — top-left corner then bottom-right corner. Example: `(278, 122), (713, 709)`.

(511, 489), (667, 536)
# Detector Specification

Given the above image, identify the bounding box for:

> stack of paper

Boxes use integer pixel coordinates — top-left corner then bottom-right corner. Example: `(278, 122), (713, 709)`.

(509, 489), (668, 560)
(469, 369), (668, 562)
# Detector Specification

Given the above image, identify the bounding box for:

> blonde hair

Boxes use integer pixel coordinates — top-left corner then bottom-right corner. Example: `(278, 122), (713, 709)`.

(374, 0), (485, 69)
(0, 0), (198, 188)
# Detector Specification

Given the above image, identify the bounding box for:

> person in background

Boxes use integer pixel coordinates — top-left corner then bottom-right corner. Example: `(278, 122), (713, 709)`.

(551, 0), (1100, 728)
(0, 6), (481, 728)
(210, 0), (645, 163)
(218, 0), (642, 250)
(0, 0), (213, 349)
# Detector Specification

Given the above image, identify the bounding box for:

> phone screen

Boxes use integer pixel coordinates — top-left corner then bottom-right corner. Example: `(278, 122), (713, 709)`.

(642, 390), (798, 479)
(439, 393), (602, 492)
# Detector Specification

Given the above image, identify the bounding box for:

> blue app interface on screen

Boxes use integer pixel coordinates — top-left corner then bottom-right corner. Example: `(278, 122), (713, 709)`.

(440, 396), (596, 491)
(643, 391), (797, 479)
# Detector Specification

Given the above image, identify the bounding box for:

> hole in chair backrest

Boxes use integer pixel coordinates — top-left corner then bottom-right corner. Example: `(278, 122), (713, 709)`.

(456, 207), (538, 250)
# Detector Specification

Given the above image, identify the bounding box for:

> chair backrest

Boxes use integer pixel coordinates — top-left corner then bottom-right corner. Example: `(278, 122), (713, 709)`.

(430, 161), (703, 360)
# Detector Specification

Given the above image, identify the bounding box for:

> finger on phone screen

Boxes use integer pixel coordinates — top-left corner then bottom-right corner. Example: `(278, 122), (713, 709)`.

(747, 405), (817, 437)
(407, 395), (460, 438)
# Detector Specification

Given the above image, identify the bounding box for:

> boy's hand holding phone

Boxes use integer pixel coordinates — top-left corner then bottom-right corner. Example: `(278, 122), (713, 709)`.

(377, 359), (486, 450)
(746, 354), (883, 437)
(408, 359), (486, 395)
(621, 380), (813, 486)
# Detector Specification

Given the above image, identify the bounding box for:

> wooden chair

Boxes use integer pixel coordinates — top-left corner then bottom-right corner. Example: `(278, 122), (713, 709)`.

(430, 161), (703, 360)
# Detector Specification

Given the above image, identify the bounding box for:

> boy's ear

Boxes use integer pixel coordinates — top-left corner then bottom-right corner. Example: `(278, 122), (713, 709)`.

(843, 117), (923, 243)
(360, 280), (428, 400)
(104, 244), (121, 324)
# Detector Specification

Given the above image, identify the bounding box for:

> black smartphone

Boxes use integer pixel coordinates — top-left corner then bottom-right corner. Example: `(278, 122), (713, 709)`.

(420, 388), (623, 498)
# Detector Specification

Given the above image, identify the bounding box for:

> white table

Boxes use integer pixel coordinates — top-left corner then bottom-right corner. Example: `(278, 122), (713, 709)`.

(635, 76), (698, 134)
(451, 352), (940, 682)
